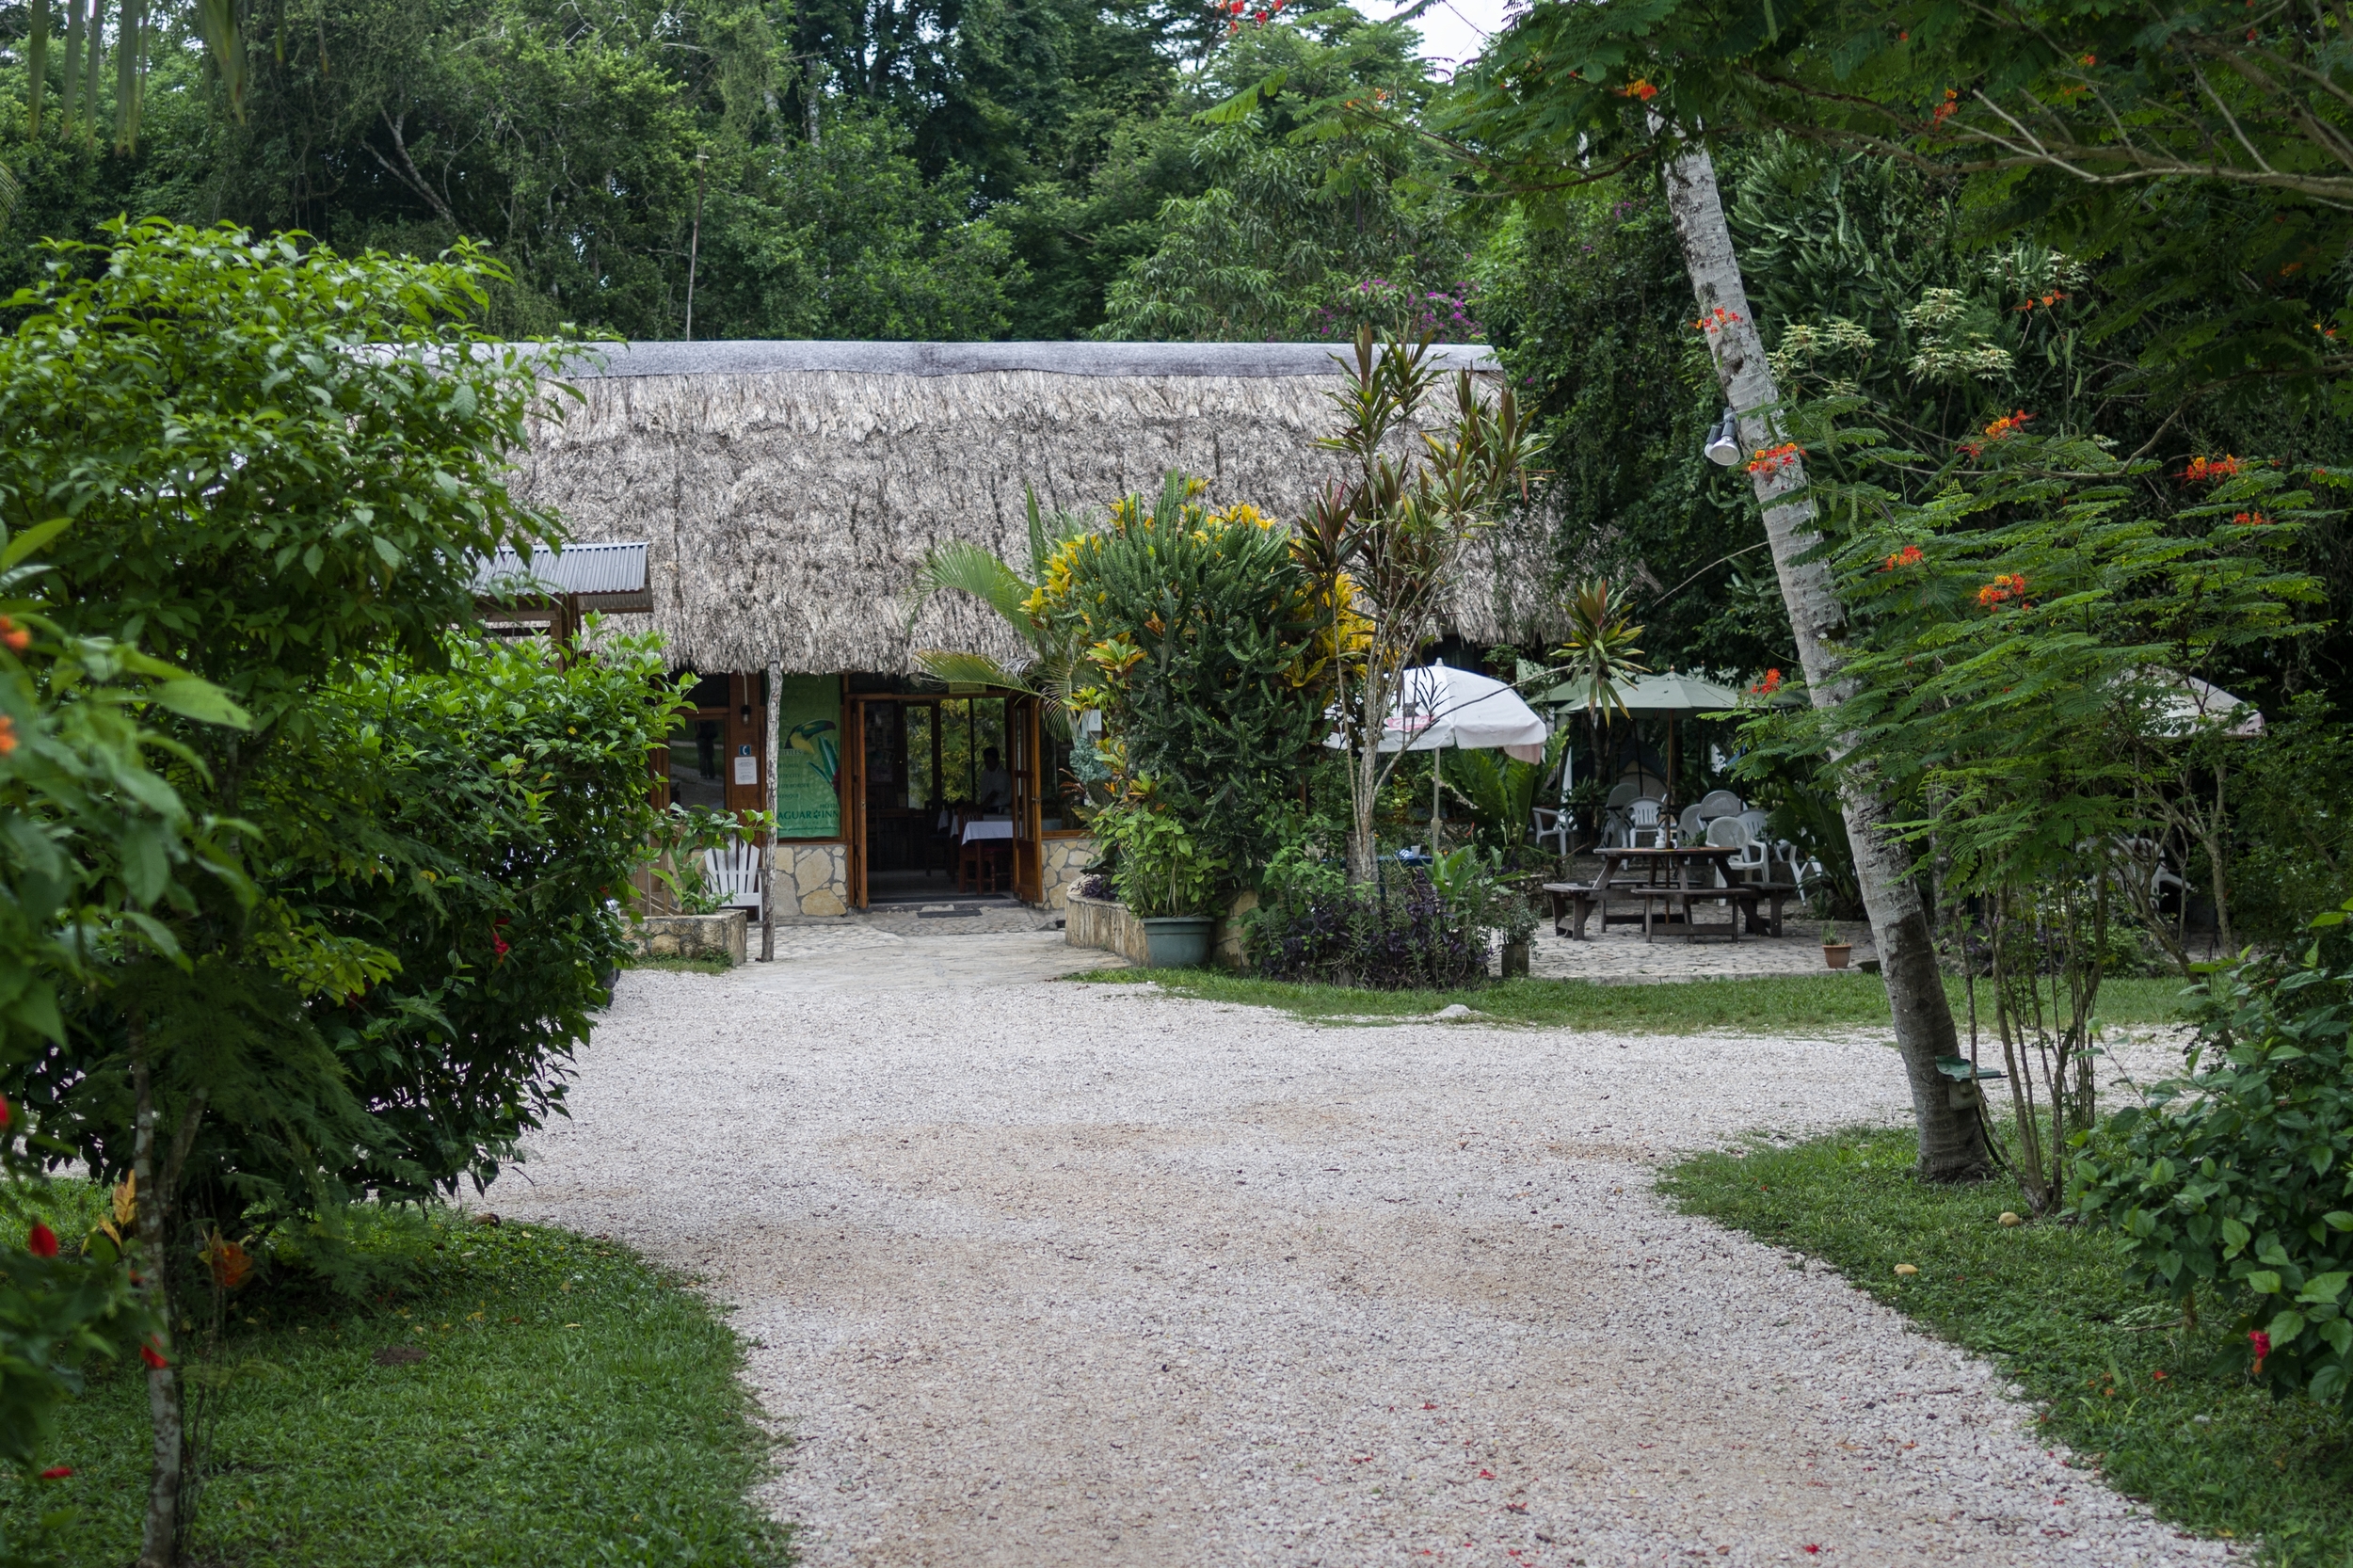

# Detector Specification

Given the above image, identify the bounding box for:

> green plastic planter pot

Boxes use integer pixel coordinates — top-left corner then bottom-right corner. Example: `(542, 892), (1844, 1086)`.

(1141, 915), (1216, 968)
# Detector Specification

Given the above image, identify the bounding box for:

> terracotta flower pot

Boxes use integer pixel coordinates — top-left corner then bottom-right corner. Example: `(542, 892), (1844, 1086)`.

(1822, 942), (1854, 970)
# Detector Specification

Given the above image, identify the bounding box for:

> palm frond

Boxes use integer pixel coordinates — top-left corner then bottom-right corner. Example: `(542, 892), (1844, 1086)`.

(904, 541), (1035, 636)
(912, 649), (1038, 695)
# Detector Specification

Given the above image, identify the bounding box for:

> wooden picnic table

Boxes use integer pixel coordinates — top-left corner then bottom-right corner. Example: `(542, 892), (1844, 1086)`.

(1546, 845), (1747, 943)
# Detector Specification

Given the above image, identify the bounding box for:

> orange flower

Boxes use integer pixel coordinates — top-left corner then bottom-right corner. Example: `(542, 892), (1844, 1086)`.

(0, 616), (25, 652)
(1690, 305), (1741, 335)
(2233, 510), (2271, 526)
(2079, 53), (2096, 66)
(1932, 88), (1959, 124)
(1619, 79), (1659, 101)
(2184, 455), (2242, 482)
(140, 1341), (169, 1370)
(1745, 441), (1804, 475)
(0, 714), (15, 757)
(1750, 667), (1784, 696)
(1977, 572), (2029, 609)
(1882, 544), (1925, 571)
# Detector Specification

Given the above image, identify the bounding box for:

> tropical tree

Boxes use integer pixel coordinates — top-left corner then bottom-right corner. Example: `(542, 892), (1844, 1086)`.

(1299, 328), (1544, 882)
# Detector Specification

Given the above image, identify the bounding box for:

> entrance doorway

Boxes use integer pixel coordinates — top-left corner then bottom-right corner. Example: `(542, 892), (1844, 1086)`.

(840, 692), (1041, 908)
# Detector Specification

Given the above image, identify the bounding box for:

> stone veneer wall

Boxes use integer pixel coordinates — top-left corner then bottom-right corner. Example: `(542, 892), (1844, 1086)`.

(769, 841), (850, 918)
(1039, 835), (1097, 910)
(1064, 894), (1148, 964)
(625, 910), (747, 965)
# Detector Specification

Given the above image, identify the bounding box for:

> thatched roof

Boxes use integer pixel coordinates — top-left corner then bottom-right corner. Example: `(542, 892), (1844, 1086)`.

(512, 340), (1560, 675)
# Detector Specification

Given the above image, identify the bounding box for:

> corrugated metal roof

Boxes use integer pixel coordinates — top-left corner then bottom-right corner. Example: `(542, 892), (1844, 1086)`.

(472, 541), (651, 608)
(548, 339), (1500, 381)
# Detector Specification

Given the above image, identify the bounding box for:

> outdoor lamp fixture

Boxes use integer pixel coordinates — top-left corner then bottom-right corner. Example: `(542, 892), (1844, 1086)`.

(1703, 408), (1741, 467)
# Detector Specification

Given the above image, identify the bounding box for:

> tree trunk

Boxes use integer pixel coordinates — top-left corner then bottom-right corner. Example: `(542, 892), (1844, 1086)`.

(1662, 147), (1989, 1181)
(130, 1032), (184, 1568)
(27, 0), (49, 137)
(111, 0), (142, 153)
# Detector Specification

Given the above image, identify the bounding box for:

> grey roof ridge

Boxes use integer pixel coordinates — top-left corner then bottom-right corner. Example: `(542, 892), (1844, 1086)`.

(545, 339), (1501, 380)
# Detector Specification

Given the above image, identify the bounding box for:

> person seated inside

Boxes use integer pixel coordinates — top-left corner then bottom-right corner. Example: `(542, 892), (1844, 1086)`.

(976, 747), (1012, 813)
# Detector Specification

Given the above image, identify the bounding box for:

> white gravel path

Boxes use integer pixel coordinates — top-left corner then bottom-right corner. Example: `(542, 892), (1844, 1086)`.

(504, 938), (2231, 1568)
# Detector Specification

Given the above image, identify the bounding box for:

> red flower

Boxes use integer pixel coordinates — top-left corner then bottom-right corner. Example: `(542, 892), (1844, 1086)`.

(0, 713), (16, 757)
(1932, 88), (1958, 124)
(1750, 667), (1784, 696)
(1745, 441), (1803, 476)
(2184, 455), (2241, 483)
(1619, 79), (1659, 101)
(0, 1091), (10, 1128)
(1691, 305), (1741, 335)
(2233, 510), (2271, 527)
(26, 1223), (56, 1258)
(140, 1341), (169, 1370)
(1882, 544), (1925, 571)
(0, 616), (26, 652)
(38, 1466), (72, 1480)
(2250, 1329), (2271, 1374)
(1977, 572), (2029, 609)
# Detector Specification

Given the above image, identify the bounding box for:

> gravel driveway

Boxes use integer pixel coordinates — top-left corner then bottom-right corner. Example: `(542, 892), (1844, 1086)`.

(505, 936), (2229, 1567)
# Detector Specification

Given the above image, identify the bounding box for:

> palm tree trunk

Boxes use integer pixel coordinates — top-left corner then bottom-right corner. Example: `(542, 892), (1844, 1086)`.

(1661, 147), (1989, 1181)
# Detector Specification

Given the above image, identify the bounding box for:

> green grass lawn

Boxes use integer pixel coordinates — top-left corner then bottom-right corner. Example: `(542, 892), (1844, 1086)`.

(2, 1194), (786, 1568)
(1666, 1128), (2353, 1565)
(1073, 967), (2200, 1034)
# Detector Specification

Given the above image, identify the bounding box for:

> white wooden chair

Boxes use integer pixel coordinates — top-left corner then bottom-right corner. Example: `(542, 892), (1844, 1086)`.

(701, 835), (764, 917)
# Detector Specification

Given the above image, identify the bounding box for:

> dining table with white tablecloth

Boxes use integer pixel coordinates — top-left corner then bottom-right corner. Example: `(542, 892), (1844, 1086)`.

(959, 818), (1016, 845)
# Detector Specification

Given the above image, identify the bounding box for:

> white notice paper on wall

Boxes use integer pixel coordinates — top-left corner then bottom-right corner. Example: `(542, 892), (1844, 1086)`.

(733, 754), (759, 785)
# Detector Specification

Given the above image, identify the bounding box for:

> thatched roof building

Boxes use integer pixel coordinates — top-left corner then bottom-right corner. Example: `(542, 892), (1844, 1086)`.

(513, 340), (1557, 675)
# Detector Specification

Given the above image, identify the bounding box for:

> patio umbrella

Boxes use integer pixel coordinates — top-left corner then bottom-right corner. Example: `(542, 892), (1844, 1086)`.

(1328, 663), (1550, 850)
(2140, 669), (2265, 739)
(1534, 670), (1745, 812)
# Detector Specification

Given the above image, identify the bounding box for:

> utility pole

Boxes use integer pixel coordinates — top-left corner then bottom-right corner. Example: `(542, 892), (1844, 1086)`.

(1660, 145), (1987, 1181)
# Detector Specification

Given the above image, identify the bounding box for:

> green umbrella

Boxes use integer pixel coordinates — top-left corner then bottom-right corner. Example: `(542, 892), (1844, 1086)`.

(1532, 671), (1746, 814)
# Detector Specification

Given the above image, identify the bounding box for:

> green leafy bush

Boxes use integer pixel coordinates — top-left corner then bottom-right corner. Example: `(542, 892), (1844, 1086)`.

(1244, 844), (1493, 988)
(1094, 802), (1223, 919)
(2073, 908), (2353, 1402)
(1032, 475), (1327, 879)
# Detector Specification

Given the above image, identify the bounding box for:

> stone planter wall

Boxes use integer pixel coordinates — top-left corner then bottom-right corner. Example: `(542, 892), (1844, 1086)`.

(1064, 893), (1148, 965)
(1066, 888), (1256, 969)
(768, 841), (849, 918)
(1039, 835), (1097, 910)
(625, 910), (747, 966)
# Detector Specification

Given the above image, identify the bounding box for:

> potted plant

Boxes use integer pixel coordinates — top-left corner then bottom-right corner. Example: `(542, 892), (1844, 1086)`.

(1105, 805), (1224, 968)
(1820, 921), (1854, 969)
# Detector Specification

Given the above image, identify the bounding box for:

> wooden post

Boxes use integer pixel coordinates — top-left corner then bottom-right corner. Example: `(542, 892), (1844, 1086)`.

(761, 660), (779, 960)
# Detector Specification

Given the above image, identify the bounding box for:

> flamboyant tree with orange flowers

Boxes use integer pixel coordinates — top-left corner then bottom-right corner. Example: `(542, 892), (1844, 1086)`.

(1745, 410), (2322, 1211)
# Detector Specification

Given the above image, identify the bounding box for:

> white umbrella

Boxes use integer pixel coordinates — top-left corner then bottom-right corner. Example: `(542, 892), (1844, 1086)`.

(1326, 664), (1549, 854)
(2138, 669), (2265, 739)
(1534, 670), (1745, 814)
(1376, 664), (1550, 762)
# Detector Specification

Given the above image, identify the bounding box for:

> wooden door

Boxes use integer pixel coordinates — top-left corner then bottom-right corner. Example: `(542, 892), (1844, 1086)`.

(841, 696), (869, 910)
(1010, 696), (1043, 904)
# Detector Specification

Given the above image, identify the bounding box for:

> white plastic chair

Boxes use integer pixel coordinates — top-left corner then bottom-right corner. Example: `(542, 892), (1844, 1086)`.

(1627, 798), (1667, 849)
(1706, 813), (1766, 880)
(1678, 803), (1706, 844)
(1532, 807), (1574, 856)
(1737, 808), (1771, 842)
(700, 835), (764, 916)
(1696, 790), (1745, 822)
